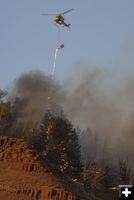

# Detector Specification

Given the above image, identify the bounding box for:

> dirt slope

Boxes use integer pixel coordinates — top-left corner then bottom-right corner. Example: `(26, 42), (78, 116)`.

(0, 136), (95, 200)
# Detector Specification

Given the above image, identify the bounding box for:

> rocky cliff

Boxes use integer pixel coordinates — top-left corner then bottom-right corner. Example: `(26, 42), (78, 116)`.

(0, 136), (94, 200)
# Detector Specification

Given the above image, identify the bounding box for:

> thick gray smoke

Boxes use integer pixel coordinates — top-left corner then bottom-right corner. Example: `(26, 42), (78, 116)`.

(10, 71), (65, 126)
(9, 68), (134, 168)
(62, 66), (134, 167)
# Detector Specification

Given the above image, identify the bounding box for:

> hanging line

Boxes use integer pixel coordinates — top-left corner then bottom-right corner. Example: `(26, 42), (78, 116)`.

(52, 44), (64, 76)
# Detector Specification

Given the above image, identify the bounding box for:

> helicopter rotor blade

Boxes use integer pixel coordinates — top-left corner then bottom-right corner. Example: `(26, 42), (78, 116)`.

(41, 13), (56, 16)
(61, 8), (74, 15)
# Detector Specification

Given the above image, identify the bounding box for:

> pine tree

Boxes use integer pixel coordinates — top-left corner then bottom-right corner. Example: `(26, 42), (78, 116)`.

(0, 96), (23, 137)
(38, 108), (81, 179)
(0, 101), (13, 135)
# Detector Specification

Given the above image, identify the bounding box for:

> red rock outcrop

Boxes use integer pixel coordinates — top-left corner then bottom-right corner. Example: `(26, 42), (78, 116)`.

(0, 136), (91, 200)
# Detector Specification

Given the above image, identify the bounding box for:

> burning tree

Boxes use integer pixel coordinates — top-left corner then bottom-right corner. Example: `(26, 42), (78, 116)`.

(82, 162), (105, 191)
(37, 108), (82, 179)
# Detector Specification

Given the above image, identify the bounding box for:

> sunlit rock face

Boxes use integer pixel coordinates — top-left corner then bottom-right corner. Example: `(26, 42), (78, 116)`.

(0, 136), (90, 200)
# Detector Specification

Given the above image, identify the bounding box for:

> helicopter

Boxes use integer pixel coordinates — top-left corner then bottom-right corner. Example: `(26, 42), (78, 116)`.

(41, 9), (74, 28)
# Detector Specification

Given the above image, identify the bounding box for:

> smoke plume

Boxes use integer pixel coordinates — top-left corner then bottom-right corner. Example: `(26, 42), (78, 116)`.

(9, 71), (65, 125)
(9, 67), (134, 168)
(62, 66), (134, 167)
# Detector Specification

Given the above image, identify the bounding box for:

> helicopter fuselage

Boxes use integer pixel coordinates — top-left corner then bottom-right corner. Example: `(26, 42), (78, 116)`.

(54, 15), (70, 27)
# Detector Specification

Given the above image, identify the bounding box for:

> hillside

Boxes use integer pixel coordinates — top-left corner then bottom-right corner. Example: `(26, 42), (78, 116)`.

(0, 136), (102, 200)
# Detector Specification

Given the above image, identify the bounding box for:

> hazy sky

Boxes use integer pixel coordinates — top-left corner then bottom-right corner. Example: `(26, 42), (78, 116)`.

(0, 0), (134, 89)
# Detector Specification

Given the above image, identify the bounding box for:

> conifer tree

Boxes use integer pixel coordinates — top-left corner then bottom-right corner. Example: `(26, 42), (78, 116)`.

(0, 101), (13, 135)
(38, 108), (81, 179)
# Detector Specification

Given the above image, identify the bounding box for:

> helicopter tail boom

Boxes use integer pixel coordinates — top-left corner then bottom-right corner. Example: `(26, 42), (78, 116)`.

(64, 22), (71, 28)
